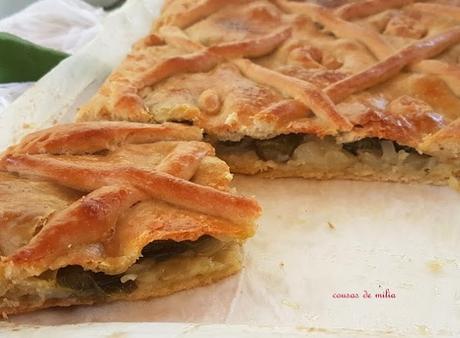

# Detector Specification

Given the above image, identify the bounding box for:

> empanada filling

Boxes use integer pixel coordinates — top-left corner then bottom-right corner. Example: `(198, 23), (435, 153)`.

(215, 134), (460, 182)
(217, 135), (423, 163)
(1, 236), (242, 309)
(55, 236), (222, 297)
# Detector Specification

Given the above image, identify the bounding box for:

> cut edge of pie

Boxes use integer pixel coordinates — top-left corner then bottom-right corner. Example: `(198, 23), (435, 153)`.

(0, 121), (260, 315)
(213, 134), (460, 186)
(1, 234), (244, 315)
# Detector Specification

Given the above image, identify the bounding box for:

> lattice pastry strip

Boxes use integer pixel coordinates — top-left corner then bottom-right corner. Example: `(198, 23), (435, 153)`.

(77, 0), (460, 185)
(0, 121), (260, 315)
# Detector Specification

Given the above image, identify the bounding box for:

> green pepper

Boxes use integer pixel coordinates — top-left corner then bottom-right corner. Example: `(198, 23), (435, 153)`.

(0, 32), (69, 83)
(255, 134), (303, 163)
(342, 138), (381, 155)
(56, 265), (137, 296)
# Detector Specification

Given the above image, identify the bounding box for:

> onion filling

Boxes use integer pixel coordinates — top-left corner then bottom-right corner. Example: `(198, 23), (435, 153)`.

(216, 135), (422, 164)
(213, 134), (460, 183)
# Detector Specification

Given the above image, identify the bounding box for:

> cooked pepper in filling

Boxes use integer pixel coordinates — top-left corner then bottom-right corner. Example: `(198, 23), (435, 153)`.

(56, 266), (137, 295)
(342, 137), (417, 156)
(254, 134), (304, 162)
(56, 236), (214, 296)
(217, 135), (420, 163)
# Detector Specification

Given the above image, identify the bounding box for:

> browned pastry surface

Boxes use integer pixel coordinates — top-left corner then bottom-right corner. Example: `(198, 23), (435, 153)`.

(76, 0), (460, 146)
(76, 0), (460, 184)
(0, 122), (260, 315)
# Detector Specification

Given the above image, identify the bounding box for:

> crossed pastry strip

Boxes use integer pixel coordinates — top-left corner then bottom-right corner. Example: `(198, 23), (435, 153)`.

(1, 122), (259, 267)
(0, 122), (260, 307)
(155, 20), (460, 134)
(276, 1), (460, 98)
(78, 0), (460, 156)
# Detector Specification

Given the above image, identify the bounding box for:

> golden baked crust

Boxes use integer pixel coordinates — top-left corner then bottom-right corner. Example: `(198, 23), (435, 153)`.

(76, 0), (460, 184)
(0, 121), (260, 315)
(77, 0), (459, 145)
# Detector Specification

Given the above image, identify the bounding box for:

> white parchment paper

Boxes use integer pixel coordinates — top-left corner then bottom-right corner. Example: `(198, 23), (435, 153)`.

(1, 0), (460, 335)
(0, 0), (105, 54)
(0, 0), (105, 114)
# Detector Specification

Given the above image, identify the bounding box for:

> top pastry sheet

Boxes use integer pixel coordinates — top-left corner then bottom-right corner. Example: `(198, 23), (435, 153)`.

(78, 0), (460, 160)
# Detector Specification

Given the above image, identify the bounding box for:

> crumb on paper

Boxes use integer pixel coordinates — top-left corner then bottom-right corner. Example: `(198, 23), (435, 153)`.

(107, 333), (128, 338)
(279, 262), (285, 268)
(415, 325), (431, 335)
(448, 176), (460, 191)
(426, 260), (443, 273)
(296, 326), (328, 333)
(22, 122), (35, 129)
(282, 299), (300, 310)
(327, 222), (335, 230)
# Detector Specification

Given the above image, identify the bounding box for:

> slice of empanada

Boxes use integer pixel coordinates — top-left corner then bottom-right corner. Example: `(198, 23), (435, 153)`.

(0, 121), (260, 315)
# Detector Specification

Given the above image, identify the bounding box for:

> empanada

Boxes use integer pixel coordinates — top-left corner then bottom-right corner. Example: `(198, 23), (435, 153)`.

(78, 0), (460, 186)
